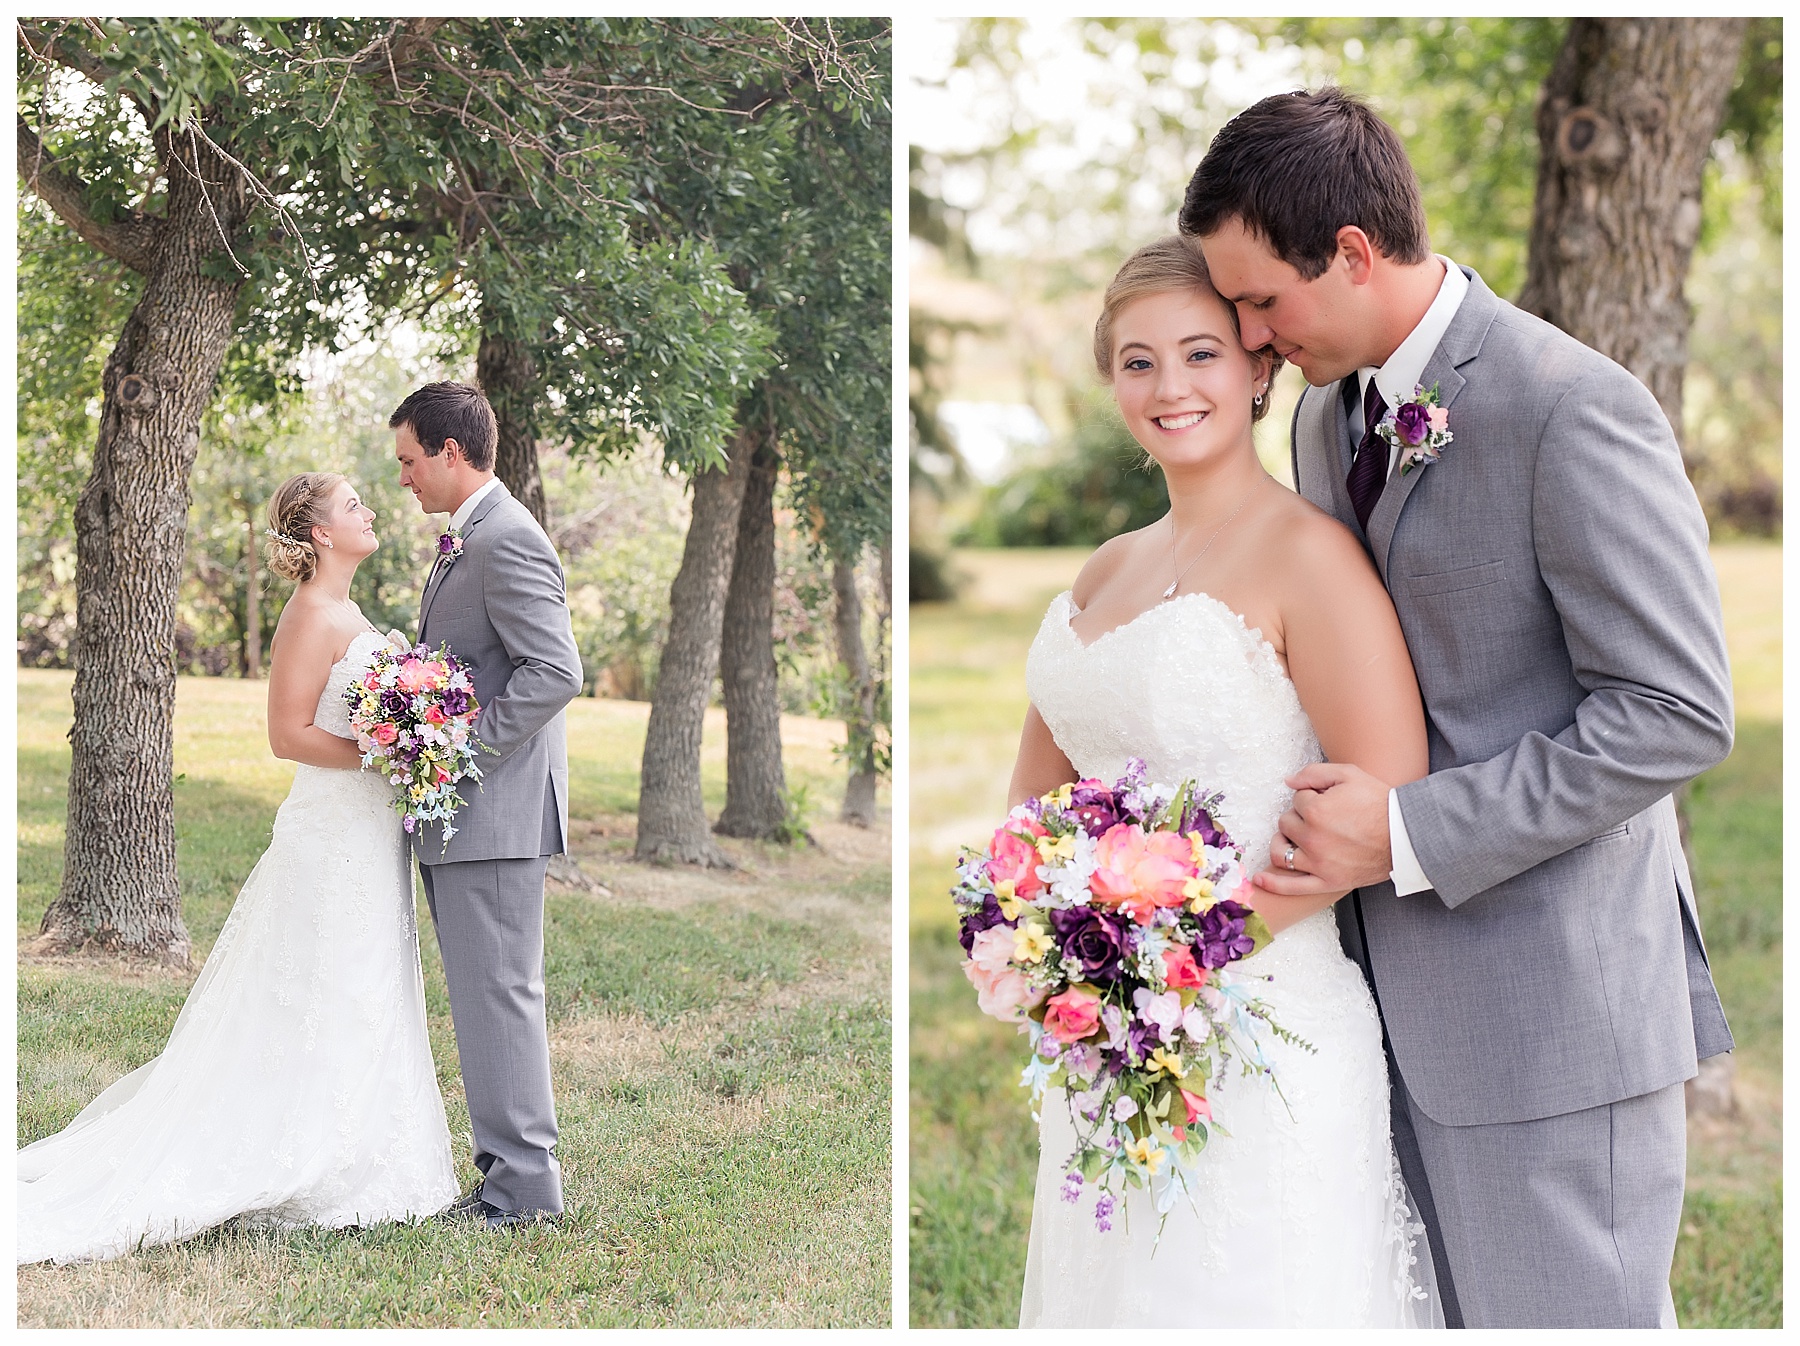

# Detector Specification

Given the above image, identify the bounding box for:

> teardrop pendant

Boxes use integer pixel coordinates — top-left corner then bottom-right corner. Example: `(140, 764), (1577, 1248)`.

(1161, 580), (1178, 600)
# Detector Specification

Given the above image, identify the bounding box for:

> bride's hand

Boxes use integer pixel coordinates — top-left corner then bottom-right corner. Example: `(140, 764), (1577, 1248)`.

(1244, 884), (1348, 936)
(385, 628), (412, 653)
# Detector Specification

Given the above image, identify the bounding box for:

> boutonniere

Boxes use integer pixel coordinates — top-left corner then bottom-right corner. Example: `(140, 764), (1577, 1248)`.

(1376, 382), (1453, 476)
(436, 529), (465, 566)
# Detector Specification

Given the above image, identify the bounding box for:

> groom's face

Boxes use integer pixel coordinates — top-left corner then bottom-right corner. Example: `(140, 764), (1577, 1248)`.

(1198, 218), (1368, 387)
(394, 424), (459, 515)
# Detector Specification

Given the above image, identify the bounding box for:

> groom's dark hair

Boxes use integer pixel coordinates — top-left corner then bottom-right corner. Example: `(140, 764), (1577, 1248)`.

(389, 381), (498, 472)
(1179, 87), (1431, 280)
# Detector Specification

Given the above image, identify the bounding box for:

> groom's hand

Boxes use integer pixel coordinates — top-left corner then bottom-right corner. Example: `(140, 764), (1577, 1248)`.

(1254, 762), (1392, 895)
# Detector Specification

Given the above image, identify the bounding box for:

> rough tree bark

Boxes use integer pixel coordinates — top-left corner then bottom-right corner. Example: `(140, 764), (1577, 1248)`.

(24, 119), (253, 964)
(833, 545), (880, 827)
(476, 326), (549, 529)
(634, 432), (755, 866)
(713, 434), (789, 839)
(1518, 17), (1747, 463)
(1519, 18), (1748, 1117)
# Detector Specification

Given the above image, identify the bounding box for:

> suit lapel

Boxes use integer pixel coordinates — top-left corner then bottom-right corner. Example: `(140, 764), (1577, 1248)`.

(1294, 379), (1358, 529)
(417, 551), (450, 632)
(416, 480), (514, 635)
(1365, 266), (1500, 579)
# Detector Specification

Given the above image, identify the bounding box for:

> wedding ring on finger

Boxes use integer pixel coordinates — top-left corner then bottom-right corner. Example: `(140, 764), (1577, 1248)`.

(1283, 843), (1297, 871)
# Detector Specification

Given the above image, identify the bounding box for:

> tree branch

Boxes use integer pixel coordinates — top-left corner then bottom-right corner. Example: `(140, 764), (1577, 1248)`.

(17, 117), (160, 272)
(348, 17), (448, 79)
(17, 20), (163, 130)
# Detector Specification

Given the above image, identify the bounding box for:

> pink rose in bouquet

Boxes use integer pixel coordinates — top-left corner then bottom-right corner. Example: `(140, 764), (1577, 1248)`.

(964, 960), (1046, 1023)
(1090, 824), (1192, 923)
(987, 823), (1049, 901)
(1044, 985), (1103, 1044)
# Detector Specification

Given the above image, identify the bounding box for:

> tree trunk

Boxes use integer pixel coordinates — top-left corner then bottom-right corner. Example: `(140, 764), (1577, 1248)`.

(714, 434), (789, 839)
(1517, 18), (1747, 463)
(1520, 19), (1747, 1120)
(476, 326), (548, 530)
(634, 431), (755, 866)
(38, 131), (251, 965)
(833, 546), (880, 826)
(243, 497), (261, 679)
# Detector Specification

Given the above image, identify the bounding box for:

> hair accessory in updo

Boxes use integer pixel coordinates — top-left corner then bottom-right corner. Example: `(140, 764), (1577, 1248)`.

(265, 471), (347, 584)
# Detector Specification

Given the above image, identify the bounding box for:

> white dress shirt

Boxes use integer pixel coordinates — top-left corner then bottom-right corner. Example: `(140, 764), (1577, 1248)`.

(449, 475), (502, 532)
(1346, 257), (1469, 897)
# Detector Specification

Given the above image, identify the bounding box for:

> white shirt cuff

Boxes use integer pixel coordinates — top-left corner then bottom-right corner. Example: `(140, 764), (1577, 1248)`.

(1388, 788), (1433, 895)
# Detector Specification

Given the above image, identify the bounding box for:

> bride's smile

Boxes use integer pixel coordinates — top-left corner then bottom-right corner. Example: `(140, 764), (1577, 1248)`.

(1107, 287), (1269, 478)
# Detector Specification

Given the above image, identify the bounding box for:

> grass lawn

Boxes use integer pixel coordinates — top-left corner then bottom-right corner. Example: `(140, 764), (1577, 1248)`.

(18, 675), (891, 1328)
(909, 541), (1781, 1329)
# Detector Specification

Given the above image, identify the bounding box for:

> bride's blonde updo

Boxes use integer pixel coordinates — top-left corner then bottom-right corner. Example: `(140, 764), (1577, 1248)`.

(265, 472), (346, 583)
(1092, 234), (1284, 422)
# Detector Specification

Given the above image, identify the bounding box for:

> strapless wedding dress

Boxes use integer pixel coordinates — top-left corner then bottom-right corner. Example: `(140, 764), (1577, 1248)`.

(1018, 590), (1440, 1328)
(19, 631), (459, 1265)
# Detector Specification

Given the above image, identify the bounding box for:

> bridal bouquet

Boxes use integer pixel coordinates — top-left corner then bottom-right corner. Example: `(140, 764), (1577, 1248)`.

(953, 758), (1304, 1232)
(344, 641), (487, 848)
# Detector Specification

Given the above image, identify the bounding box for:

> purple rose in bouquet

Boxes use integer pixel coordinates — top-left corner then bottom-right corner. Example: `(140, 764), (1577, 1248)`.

(1065, 779), (1123, 834)
(1050, 906), (1130, 982)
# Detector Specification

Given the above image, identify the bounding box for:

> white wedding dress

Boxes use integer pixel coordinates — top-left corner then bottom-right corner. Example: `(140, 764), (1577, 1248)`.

(1018, 590), (1441, 1328)
(18, 631), (459, 1266)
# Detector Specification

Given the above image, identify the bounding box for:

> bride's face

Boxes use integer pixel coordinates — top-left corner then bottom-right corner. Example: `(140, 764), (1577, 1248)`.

(315, 481), (379, 561)
(1110, 287), (1267, 474)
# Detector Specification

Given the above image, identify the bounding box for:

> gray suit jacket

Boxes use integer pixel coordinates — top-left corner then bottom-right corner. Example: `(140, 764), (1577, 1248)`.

(1293, 265), (1735, 1127)
(414, 481), (583, 864)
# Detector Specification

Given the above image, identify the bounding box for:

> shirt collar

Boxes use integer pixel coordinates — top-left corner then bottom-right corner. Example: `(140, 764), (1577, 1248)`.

(1356, 257), (1471, 408)
(449, 476), (502, 533)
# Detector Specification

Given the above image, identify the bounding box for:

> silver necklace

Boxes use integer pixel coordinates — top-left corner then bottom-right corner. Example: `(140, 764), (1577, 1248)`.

(1162, 480), (1261, 601)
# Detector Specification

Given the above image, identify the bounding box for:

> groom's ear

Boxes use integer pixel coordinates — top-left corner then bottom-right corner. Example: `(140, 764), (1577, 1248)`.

(1336, 226), (1377, 285)
(438, 437), (463, 466)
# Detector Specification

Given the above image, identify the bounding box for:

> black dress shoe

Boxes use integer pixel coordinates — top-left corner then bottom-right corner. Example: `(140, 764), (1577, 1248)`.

(440, 1186), (489, 1222)
(483, 1202), (562, 1230)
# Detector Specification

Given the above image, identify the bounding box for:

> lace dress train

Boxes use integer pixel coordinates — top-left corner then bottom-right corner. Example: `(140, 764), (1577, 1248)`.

(18, 631), (458, 1266)
(1017, 591), (1440, 1328)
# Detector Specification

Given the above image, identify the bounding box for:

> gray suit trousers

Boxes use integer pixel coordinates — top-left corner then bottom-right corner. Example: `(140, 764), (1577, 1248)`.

(1344, 894), (1685, 1328)
(421, 792), (563, 1215)
(1402, 1074), (1685, 1328)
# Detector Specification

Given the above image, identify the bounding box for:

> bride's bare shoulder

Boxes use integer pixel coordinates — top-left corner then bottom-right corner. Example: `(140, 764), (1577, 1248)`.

(1266, 489), (1384, 600)
(1070, 524), (1157, 609)
(269, 591), (347, 668)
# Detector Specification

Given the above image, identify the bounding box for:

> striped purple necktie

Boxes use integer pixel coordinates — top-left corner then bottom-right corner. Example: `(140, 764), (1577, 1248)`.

(1346, 377), (1389, 532)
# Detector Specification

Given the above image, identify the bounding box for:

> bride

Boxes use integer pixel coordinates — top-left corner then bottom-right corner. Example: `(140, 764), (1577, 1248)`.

(1011, 236), (1441, 1326)
(18, 472), (459, 1266)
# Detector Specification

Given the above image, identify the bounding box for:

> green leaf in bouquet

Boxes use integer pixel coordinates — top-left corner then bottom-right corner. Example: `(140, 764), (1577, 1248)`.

(1241, 907), (1275, 956)
(1164, 778), (1193, 831)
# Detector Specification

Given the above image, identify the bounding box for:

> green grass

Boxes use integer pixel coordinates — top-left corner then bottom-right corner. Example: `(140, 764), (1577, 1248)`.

(19, 672), (891, 1328)
(909, 543), (1782, 1329)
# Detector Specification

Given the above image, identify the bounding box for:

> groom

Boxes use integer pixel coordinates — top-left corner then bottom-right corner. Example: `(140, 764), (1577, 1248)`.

(391, 381), (583, 1228)
(1183, 90), (1734, 1328)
